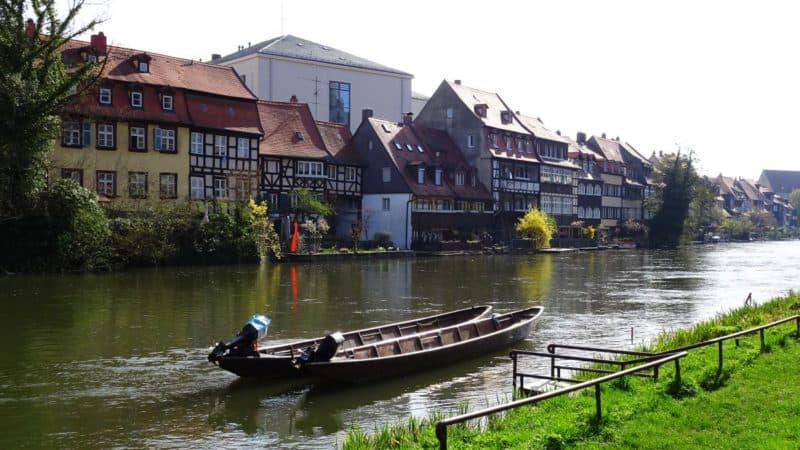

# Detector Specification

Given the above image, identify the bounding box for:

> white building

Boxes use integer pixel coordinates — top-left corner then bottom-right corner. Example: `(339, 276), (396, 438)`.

(213, 35), (413, 133)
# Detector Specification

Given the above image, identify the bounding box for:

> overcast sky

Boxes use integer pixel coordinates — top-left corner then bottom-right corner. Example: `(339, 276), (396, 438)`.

(61, 0), (800, 179)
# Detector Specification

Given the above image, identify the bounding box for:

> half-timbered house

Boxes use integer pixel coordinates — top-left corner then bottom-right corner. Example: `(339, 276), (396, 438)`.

(569, 133), (604, 228)
(256, 99), (362, 238)
(54, 33), (261, 204)
(352, 111), (492, 249)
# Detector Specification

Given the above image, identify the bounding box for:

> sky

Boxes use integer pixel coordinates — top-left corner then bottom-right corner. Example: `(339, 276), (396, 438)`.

(58, 0), (800, 180)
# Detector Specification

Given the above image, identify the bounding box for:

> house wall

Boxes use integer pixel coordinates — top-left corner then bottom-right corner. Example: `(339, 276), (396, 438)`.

(362, 193), (412, 249)
(225, 55), (411, 132)
(51, 122), (190, 201)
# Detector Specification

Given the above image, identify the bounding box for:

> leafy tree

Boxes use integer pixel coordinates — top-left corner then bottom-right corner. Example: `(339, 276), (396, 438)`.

(0, 0), (101, 217)
(515, 207), (556, 249)
(686, 176), (725, 240)
(647, 152), (698, 248)
(789, 189), (800, 221)
(292, 187), (333, 220)
(747, 209), (776, 232)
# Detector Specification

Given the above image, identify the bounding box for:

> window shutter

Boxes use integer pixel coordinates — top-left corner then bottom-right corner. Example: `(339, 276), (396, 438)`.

(82, 121), (91, 146)
(154, 127), (162, 151)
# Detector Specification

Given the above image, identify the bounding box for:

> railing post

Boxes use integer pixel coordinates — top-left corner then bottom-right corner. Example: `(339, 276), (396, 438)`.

(436, 422), (447, 450)
(595, 384), (602, 421)
(760, 329), (765, 352)
(512, 352), (517, 394)
(718, 340), (723, 373)
(653, 365), (659, 381)
(674, 358), (681, 385)
(796, 317), (799, 338)
(550, 355), (555, 379)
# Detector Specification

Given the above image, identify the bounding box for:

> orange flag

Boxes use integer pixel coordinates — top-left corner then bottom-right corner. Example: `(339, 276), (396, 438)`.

(290, 220), (299, 253)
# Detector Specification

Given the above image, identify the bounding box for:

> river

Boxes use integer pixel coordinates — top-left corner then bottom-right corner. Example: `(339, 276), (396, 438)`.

(1, 241), (798, 448)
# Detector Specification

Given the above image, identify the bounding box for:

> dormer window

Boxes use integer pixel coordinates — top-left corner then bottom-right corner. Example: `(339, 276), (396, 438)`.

(435, 169), (443, 186)
(87, 54), (97, 63)
(500, 110), (512, 124)
(394, 142), (403, 150)
(138, 61), (149, 73)
(455, 171), (465, 186)
(130, 53), (152, 73)
(99, 87), (112, 105)
(405, 144), (414, 152)
(417, 167), (425, 185)
(474, 104), (488, 118)
(161, 94), (173, 111)
(293, 131), (304, 142)
(130, 91), (143, 108)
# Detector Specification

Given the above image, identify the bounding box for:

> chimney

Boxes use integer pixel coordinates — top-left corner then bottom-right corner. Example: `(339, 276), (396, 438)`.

(362, 108), (374, 122)
(211, 53), (221, 61)
(576, 131), (586, 144)
(90, 32), (107, 55)
(602, 132), (607, 139)
(615, 136), (619, 141)
(25, 18), (35, 37)
(289, 95), (298, 103)
(454, 79), (461, 85)
(403, 112), (413, 125)
(556, 130), (561, 136)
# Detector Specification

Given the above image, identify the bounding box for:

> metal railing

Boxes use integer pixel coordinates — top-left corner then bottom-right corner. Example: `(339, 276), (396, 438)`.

(435, 314), (800, 449)
(435, 351), (687, 449)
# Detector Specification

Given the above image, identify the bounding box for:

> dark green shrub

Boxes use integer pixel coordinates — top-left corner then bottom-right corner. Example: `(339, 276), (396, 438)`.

(374, 231), (392, 248)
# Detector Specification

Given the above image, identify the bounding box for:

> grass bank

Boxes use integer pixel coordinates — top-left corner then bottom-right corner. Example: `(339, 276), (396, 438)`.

(342, 291), (800, 449)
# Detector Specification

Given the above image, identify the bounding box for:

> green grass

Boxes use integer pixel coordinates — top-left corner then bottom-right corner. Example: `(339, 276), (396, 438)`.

(341, 291), (800, 449)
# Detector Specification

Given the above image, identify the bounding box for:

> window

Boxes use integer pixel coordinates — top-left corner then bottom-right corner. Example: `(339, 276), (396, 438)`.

(488, 134), (497, 148)
(382, 167), (391, 183)
(517, 139), (524, 151)
(190, 132), (204, 155)
(96, 123), (115, 149)
(62, 120), (82, 146)
(382, 197), (390, 211)
(455, 171), (465, 186)
(154, 127), (176, 152)
(394, 142), (403, 151)
(190, 176), (205, 199)
(327, 164), (337, 179)
(61, 168), (83, 185)
(131, 91), (143, 108)
(99, 87), (112, 105)
(138, 61), (149, 73)
(161, 95), (173, 111)
(214, 135), (227, 157)
(467, 134), (475, 148)
(297, 161), (324, 177)
(417, 167), (425, 184)
(406, 144), (414, 152)
(96, 171), (116, 197)
(129, 125), (146, 151)
(345, 166), (356, 181)
(329, 81), (351, 126)
(446, 107), (454, 119)
(159, 173), (177, 199)
(213, 177), (227, 198)
(435, 169), (443, 186)
(506, 136), (513, 151)
(128, 172), (147, 198)
(237, 138), (250, 158)
(471, 173), (477, 187)
(514, 165), (528, 180)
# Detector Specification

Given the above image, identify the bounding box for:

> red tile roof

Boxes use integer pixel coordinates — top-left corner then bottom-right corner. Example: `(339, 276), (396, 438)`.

(186, 94), (261, 135)
(257, 101), (330, 159)
(316, 121), (361, 165)
(62, 39), (256, 100)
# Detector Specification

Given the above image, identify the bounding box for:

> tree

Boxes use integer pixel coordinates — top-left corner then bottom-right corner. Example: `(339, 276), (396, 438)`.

(291, 187), (333, 221)
(686, 176), (725, 240)
(515, 207), (556, 249)
(789, 189), (800, 221)
(647, 152), (698, 248)
(0, 0), (100, 217)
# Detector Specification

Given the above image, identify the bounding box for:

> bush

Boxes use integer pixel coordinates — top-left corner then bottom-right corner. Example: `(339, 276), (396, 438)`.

(515, 207), (556, 249)
(374, 231), (392, 249)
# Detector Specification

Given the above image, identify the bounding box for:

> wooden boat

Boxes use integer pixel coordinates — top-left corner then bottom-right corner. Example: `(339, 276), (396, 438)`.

(208, 305), (493, 378)
(303, 306), (544, 383)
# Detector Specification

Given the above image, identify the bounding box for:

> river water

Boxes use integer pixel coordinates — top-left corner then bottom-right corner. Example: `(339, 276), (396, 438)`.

(1, 241), (799, 448)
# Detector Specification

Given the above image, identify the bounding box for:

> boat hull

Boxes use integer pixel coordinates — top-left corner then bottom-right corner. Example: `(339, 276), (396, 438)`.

(304, 307), (543, 383)
(210, 305), (493, 379)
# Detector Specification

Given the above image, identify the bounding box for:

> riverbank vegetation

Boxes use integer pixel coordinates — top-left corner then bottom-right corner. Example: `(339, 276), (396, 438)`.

(516, 207), (557, 249)
(341, 291), (800, 449)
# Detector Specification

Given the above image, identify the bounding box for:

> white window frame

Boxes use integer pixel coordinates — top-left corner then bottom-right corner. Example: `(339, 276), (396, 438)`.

(97, 123), (114, 148)
(129, 126), (146, 150)
(162, 94), (173, 111)
(190, 132), (204, 155)
(131, 91), (143, 108)
(213, 177), (227, 199)
(345, 166), (356, 182)
(96, 171), (115, 197)
(214, 135), (227, 157)
(190, 176), (205, 199)
(138, 61), (149, 73)
(128, 172), (147, 198)
(296, 161), (324, 178)
(62, 121), (81, 146)
(159, 173), (177, 199)
(417, 167), (425, 184)
(455, 171), (465, 186)
(155, 127), (176, 152)
(327, 164), (337, 179)
(237, 137), (250, 159)
(467, 135), (475, 148)
(99, 87), (112, 105)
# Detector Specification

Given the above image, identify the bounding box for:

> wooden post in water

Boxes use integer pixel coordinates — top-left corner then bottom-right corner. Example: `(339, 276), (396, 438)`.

(511, 353), (517, 394)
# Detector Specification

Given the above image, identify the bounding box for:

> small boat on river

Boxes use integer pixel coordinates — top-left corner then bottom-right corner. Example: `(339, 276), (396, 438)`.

(208, 305), (493, 378)
(303, 306), (544, 383)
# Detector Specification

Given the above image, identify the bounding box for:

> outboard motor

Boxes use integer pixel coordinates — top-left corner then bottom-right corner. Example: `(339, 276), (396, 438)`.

(298, 332), (345, 364)
(208, 315), (271, 362)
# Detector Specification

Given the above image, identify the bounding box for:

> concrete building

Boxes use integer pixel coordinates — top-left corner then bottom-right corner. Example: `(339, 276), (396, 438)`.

(213, 35), (413, 133)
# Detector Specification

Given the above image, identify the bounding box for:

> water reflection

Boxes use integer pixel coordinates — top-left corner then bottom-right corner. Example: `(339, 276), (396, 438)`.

(2, 242), (800, 449)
